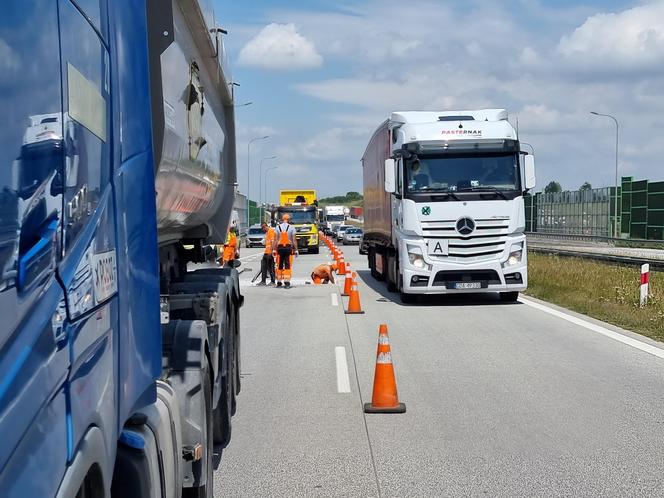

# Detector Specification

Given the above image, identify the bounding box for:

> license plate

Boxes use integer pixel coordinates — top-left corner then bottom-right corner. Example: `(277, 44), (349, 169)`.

(451, 282), (482, 289)
(427, 239), (449, 256)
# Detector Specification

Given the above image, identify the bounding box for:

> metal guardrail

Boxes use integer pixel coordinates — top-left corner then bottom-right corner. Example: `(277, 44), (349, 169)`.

(527, 246), (664, 271)
(526, 232), (664, 248)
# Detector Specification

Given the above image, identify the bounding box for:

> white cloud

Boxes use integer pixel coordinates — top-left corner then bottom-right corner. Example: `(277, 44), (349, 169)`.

(238, 23), (323, 70)
(0, 38), (19, 83)
(558, 3), (664, 73)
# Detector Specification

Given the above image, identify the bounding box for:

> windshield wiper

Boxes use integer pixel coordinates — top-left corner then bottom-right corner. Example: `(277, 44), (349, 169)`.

(457, 186), (508, 199)
(416, 190), (460, 201)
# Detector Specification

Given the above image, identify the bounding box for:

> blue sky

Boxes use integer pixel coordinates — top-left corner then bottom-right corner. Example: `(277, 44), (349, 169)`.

(213, 0), (664, 202)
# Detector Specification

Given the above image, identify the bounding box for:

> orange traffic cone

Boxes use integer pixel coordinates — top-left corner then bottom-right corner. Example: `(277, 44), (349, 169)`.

(338, 257), (346, 275)
(345, 278), (364, 314)
(342, 269), (354, 296)
(364, 324), (406, 413)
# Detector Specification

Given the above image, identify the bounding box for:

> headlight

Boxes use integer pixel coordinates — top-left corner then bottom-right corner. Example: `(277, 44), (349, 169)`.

(505, 243), (524, 266)
(407, 244), (430, 271)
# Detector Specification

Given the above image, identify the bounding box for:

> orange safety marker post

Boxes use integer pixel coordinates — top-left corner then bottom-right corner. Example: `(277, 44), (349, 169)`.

(337, 257), (346, 275)
(364, 324), (406, 413)
(342, 269), (354, 296)
(345, 279), (364, 314)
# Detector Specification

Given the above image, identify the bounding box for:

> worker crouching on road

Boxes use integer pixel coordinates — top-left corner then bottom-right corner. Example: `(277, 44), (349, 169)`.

(274, 213), (298, 288)
(258, 222), (276, 286)
(219, 225), (239, 267)
(311, 263), (337, 284)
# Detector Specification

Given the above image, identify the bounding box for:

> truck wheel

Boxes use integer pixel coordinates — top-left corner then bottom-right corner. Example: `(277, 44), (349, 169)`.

(234, 307), (241, 397)
(369, 249), (382, 281)
(183, 362), (214, 498)
(231, 307), (239, 415)
(386, 253), (398, 292)
(499, 291), (519, 302)
(213, 314), (233, 446)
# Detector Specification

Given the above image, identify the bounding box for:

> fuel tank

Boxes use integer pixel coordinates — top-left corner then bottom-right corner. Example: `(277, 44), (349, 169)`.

(148, 0), (237, 245)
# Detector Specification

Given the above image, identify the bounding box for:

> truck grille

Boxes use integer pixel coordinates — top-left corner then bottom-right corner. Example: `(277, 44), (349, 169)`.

(421, 218), (509, 262)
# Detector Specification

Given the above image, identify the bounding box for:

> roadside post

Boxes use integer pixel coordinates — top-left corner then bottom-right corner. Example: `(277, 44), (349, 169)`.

(640, 264), (650, 307)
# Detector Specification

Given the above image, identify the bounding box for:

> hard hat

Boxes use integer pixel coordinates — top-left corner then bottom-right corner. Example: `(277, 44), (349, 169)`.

(282, 213), (291, 221)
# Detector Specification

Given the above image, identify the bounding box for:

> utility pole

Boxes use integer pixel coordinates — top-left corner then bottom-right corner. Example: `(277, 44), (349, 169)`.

(590, 111), (620, 238)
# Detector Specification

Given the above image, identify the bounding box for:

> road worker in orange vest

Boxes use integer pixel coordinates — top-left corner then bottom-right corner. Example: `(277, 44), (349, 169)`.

(219, 225), (239, 267)
(311, 262), (337, 284)
(273, 213), (298, 288)
(258, 222), (277, 286)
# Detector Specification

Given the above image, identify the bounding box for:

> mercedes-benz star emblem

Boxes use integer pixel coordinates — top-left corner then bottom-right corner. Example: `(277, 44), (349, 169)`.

(456, 217), (475, 235)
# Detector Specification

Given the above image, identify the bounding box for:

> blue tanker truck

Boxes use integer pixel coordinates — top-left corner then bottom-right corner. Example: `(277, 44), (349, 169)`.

(0, 0), (242, 496)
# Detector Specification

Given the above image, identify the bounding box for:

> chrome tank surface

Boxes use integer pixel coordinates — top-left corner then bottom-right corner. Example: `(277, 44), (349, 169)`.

(153, 0), (236, 245)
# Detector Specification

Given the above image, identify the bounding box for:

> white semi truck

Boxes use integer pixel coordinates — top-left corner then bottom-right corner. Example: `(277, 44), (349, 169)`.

(323, 205), (345, 234)
(361, 109), (536, 303)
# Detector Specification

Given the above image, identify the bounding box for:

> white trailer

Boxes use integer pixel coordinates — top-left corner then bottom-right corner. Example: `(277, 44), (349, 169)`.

(323, 205), (345, 233)
(361, 109), (536, 303)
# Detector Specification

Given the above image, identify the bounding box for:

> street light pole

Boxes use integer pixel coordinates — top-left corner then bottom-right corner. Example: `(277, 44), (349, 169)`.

(246, 135), (269, 230)
(258, 156), (277, 223)
(590, 111), (620, 237)
(263, 166), (279, 223)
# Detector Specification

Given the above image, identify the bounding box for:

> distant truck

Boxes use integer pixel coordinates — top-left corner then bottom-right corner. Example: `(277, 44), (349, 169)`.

(323, 205), (345, 234)
(349, 206), (363, 220)
(274, 190), (320, 253)
(362, 109), (536, 303)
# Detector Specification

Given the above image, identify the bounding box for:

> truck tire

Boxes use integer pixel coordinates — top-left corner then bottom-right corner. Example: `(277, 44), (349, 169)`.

(499, 291), (519, 302)
(213, 309), (233, 447)
(232, 307), (240, 414)
(183, 362), (214, 498)
(386, 253), (398, 292)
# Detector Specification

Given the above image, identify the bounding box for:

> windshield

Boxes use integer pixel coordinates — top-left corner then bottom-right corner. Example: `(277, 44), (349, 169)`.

(278, 209), (317, 224)
(346, 228), (362, 234)
(326, 214), (344, 222)
(248, 228), (263, 235)
(405, 152), (520, 193)
(338, 226), (349, 232)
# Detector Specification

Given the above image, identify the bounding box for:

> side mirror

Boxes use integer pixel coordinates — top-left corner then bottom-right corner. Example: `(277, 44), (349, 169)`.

(524, 155), (536, 190)
(232, 259), (242, 269)
(384, 159), (396, 194)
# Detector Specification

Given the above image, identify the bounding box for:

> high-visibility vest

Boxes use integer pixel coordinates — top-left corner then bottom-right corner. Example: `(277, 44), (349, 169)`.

(264, 228), (276, 254)
(276, 223), (291, 247)
(223, 231), (237, 261)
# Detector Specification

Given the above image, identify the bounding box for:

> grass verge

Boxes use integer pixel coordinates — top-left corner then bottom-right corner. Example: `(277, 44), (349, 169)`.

(525, 252), (664, 342)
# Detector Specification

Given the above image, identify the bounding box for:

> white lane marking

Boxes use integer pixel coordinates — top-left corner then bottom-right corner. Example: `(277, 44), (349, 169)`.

(519, 297), (664, 360)
(331, 293), (339, 306)
(335, 346), (351, 393)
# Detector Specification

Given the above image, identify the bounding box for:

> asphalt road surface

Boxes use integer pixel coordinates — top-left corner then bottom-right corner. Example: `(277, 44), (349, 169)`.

(214, 242), (664, 497)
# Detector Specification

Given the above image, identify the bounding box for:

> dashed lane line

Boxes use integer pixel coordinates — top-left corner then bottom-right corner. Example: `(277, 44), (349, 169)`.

(334, 346), (351, 393)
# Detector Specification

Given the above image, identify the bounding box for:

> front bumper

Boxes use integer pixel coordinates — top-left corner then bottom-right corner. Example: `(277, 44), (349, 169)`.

(399, 237), (528, 295)
(296, 233), (318, 248)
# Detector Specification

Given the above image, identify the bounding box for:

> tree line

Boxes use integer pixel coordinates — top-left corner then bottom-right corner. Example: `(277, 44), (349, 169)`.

(543, 181), (592, 194)
(319, 191), (363, 205)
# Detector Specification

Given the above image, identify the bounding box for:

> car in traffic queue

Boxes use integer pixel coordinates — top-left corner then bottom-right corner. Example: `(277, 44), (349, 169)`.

(246, 224), (265, 247)
(342, 227), (363, 245)
(336, 225), (350, 242)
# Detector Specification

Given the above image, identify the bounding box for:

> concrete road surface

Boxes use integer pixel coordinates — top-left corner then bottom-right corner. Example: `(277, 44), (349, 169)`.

(214, 243), (664, 497)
